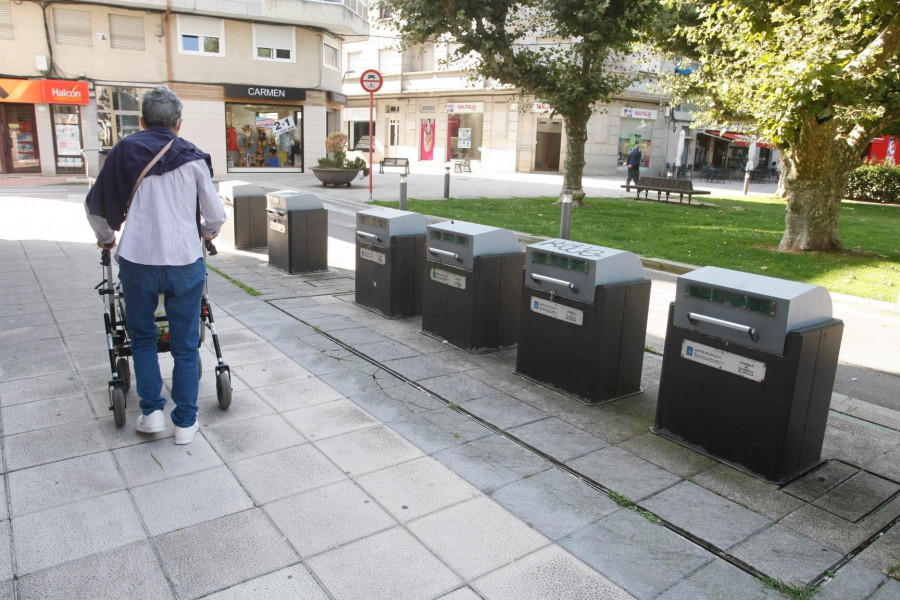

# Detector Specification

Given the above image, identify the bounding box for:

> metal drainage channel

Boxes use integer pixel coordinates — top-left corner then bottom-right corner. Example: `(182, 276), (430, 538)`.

(267, 300), (897, 593)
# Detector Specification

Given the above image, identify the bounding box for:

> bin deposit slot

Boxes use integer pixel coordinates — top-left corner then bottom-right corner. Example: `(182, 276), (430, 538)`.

(530, 273), (579, 294)
(428, 247), (461, 262)
(356, 231), (382, 242)
(688, 312), (759, 341)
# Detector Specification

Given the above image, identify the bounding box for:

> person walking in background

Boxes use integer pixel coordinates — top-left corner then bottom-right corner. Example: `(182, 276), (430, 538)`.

(625, 145), (642, 186)
(85, 87), (226, 445)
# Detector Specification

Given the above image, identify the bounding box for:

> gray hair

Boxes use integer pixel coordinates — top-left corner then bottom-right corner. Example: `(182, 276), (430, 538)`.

(141, 87), (182, 129)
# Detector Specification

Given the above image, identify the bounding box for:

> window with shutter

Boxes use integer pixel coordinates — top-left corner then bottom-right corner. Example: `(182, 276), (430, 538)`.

(53, 7), (92, 46)
(0, 1), (14, 41)
(109, 14), (144, 51)
(177, 15), (223, 56)
(254, 23), (293, 62)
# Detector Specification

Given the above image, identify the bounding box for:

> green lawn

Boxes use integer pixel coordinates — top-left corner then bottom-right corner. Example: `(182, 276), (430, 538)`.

(375, 195), (900, 302)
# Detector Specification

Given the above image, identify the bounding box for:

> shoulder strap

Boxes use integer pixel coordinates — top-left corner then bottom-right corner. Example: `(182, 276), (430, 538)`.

(127, 139), (174, 212)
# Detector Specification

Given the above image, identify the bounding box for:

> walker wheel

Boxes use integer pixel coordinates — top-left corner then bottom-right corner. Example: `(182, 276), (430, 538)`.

(110, 387), (126, 427)
(116, 357), (131, 393)
(216, 371), (232, 409)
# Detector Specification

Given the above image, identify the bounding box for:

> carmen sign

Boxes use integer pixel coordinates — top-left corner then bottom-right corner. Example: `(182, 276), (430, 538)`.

(224, 84), (307, 101)
(0, 78), (90, 105)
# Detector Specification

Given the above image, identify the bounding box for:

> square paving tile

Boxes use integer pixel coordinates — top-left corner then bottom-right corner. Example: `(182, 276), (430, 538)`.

(0, 371), (83, 406)
(203, 414), (306, 463)
(418, 372), (501, 402)
(254, 377), (343, 412)
(113, 434), (223, 487)
(4, 420), (109, 471)
(230, 357), (311, 387)
(319, 367), (406, 397)
(0, 522), (10, 582)
(307, 526), (461, 600)
(642, 481), (772, 550)
(691, 463), (805, 521)
(154, 508), (298, 599)
(815, 562), (888, 600)
(8, 451), (125, 517)
(314, 424), (424, 476)
(356, 456), (481, 522)
(382, 354), (460, 381)
(387, 408), (492, 455)
(1, 392), (95, 435)
(12, 490), (146, 575)
(782, 460), (859, 502)
(730, 524), (843, 585)
(202, 564), (330, 600)
(266, 479), (396, 557)
(348, 385), (442, 423)
(618, 431), (718, 478)
(16, 540), (171, 600)
(559, 508), (712, 599)
(656, 558), (784, 600)
(283, 399), (380, 440)
(434, 434), (551, 492)
(473, 544), (634, 600)
(231, 443), (346, 505)
(491, 467), (622, 541)
(408, 496), (549, 580)
(778, 497), (900, 554)
(812, 471), (900, 522)
(566, 445), (681, 502)
(461, 394), (550, 430)
(354, 340), (422, 361)
(130, 466), (254, 535)
(508, 417), (608, 462)
(196, 388), (275, 426)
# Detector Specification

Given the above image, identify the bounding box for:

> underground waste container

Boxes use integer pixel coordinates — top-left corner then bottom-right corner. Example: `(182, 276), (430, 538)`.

(218, 180), (271, 249)
(654, 266), (843, 483)
(355, 207), (429, 318)
(515, 239), (651, 404)
(421, 221), (524, 353)
(266, 191), (328, 274)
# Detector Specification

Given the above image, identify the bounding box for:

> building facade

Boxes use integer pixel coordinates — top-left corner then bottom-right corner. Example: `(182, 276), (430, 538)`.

(0, 0), (367, 177)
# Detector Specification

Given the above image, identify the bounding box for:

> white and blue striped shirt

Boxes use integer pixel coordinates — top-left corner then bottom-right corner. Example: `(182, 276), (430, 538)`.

(87, 159), (226, 266)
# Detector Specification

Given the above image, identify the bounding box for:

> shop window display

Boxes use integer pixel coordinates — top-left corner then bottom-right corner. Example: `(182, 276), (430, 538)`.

(226, 103), (303, 170)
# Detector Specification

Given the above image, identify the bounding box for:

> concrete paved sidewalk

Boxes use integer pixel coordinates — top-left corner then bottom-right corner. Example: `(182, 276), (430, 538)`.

(0, 177), (898, 599)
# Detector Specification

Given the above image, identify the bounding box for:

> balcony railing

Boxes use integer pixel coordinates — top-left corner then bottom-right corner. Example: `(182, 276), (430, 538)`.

(318, 0), (368, 19)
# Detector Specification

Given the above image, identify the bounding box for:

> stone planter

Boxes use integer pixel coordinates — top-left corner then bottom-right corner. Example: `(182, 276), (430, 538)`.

(311, 167), (360, 187)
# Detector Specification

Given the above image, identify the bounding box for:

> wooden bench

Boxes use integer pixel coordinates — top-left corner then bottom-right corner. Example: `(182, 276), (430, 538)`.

(379, 157), (409, 174)
(454, 159), (471, 173)
(621, 176), (711, 204)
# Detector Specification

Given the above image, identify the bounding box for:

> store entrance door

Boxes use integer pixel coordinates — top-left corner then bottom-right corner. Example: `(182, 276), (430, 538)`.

(0, 104), (40, 174)
(535, 119), (561, 171)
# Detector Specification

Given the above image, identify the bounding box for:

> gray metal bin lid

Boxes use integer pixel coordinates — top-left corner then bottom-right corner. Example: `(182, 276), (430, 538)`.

(426, 221), (522, 270)
(266, 190), (324, 212)
(524, 239), (646, 303)
(673, 266), (833, 355)
(218, 180), (265, 203)
(356, 207), (429, 244)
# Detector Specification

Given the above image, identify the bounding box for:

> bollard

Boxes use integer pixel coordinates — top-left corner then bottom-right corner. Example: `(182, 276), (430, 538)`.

(399, 174), (408, 210)
(444, 165), (451, 199)
(559, 189), (573, 239)
(743, 171), (751, 195)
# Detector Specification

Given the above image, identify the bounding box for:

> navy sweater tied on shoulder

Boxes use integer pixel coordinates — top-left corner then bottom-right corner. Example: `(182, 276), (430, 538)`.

(85, 127), (213, 231)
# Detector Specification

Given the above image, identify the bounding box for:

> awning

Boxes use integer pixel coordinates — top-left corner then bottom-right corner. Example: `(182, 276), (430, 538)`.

(703, 130), (775, 148)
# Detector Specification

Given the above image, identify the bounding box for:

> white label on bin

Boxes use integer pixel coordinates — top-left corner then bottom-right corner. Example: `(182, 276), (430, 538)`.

(269, 221), (285, 234)
(359, 247), (386, 265)
(530, 297), (583, 326)
(430, 267), (466, 289)
(681, 340), (767, 383)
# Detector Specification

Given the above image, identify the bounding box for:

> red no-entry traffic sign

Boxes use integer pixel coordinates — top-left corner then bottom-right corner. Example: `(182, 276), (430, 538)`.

(360, 69), (383, 93)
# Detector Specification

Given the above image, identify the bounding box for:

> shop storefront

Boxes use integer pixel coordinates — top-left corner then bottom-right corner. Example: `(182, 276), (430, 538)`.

(223, 84), (305, 173)
(0, 78), (89, 175)
(617, 106), (656, 171)
(447, 102), (483, 161)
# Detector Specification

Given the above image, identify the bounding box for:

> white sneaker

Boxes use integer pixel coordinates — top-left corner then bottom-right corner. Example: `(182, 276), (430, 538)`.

(174, 422), (199, 445)
(135, 410), (166, 433)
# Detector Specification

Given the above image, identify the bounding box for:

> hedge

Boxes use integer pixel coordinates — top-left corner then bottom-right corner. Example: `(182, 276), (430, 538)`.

(844, 163), (900, 204)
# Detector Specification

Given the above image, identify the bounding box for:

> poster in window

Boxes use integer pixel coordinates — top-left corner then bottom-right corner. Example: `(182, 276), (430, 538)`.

(54, 112), (82, 156)
(420, 118), (435, 161)
(458, 127), (472, 149)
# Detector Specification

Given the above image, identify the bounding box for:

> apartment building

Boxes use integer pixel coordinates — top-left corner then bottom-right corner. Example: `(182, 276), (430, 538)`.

(0, 0), (368, 177)
(340, 12), (698, 176)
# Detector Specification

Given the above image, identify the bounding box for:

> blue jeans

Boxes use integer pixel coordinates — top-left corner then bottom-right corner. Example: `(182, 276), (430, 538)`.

(118, 257), (205, 428)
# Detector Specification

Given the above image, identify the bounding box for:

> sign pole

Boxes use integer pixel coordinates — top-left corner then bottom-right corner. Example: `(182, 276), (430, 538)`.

(368, 90), (374, 200)
(359, 70), (384, 202)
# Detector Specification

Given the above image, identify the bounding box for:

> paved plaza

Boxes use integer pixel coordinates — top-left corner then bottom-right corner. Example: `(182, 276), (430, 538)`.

(0, 169), (898, 599)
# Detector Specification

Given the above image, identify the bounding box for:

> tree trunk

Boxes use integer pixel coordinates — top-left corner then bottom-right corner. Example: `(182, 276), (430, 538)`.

(561, 107), (590, 205)
(778, 117), (862, 252)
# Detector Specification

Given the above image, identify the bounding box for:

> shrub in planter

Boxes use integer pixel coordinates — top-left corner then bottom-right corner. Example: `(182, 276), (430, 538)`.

(844, 162), (900, 204)
(316, 132), (370, 176)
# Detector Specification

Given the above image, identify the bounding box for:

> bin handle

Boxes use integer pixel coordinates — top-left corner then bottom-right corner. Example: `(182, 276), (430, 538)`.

(356, 231), (382, 243)
(530, 273), (579, 294)
(427, 247), (461, 262)
(687, 312), (759, 341)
